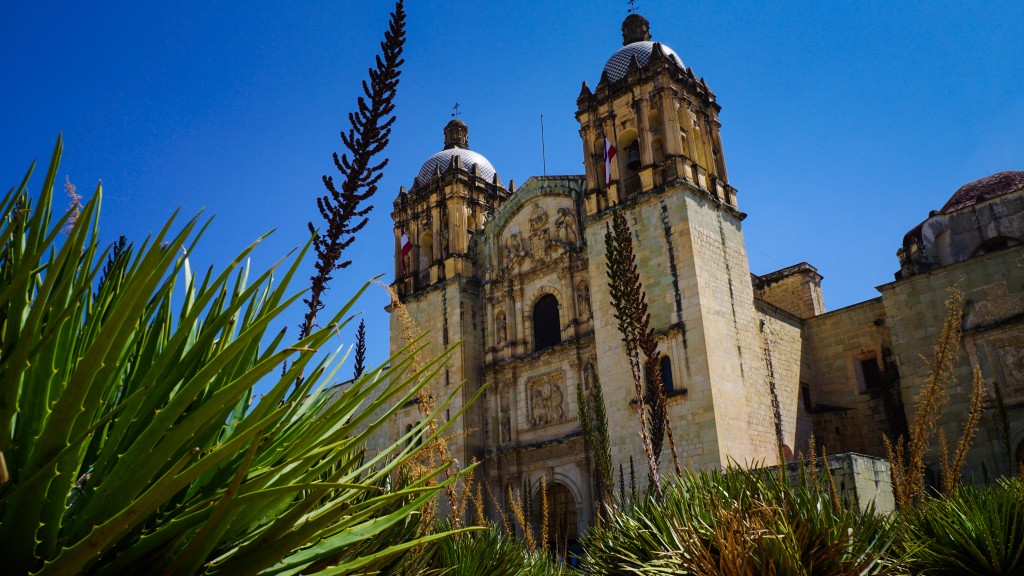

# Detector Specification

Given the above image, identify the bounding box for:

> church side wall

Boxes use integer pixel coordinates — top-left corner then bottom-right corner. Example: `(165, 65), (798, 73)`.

(881, 245), (1024, 481)
(803, 298), (895, 456)
(756, 302), (810, 459)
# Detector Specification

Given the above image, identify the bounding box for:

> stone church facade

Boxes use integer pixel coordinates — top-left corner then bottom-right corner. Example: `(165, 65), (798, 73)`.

(380, 14), (1024, 535)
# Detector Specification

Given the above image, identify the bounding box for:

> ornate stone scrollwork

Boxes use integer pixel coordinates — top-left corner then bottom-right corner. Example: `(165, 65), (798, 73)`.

(504, 231), (525, 267)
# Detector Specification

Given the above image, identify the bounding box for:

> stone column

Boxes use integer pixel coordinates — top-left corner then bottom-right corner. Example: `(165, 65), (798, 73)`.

(657, 89), (683, 157)
(634, 96), (653, 168)
(710, 116), (729, 183)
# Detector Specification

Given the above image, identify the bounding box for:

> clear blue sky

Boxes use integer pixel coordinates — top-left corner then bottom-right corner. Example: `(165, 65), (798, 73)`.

(3, 1), (1023, 372)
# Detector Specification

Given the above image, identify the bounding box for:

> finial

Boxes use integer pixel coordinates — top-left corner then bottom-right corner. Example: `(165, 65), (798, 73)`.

(451, 102), (461, 119)
(627, 0), (638, 14)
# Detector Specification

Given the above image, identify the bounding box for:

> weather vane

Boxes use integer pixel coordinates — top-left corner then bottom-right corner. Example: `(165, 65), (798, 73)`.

(627, 0), (638, 14)
(451, 102), (461, 119)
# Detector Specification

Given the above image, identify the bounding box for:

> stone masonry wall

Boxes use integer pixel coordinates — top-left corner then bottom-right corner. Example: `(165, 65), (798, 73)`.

(803, 298), (899, 457)
(880, 245), (1024, 482)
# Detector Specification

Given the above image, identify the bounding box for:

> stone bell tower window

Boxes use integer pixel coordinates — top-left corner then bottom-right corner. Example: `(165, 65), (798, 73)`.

(533, 294), (561, 352)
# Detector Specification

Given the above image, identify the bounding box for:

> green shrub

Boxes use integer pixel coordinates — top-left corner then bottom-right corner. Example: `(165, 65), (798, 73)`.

(401, 522), (565, 576)
(582, 465), (901, 575)
(898, 478), (1024, 575)
(0, 139), (469, 575)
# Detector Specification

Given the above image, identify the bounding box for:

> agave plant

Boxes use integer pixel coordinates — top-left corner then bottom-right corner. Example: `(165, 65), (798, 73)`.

(0, 139), (472, 575)
(898, 478), (1024, 575)
(399, 522), (565, 576)
(582, 465), (902, 575)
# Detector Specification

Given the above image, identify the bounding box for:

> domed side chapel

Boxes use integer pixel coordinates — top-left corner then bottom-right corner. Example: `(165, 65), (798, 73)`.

(376, 13), (1024, 536)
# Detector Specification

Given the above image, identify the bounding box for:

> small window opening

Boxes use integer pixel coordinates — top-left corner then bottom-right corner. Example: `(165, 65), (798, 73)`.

(860, 357), (883, 393)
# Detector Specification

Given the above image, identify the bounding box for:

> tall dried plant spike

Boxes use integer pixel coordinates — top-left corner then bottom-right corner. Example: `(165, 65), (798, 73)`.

(883, 433), (909, 509)
(63, 175), (81, 233)
(301, 0), (406, 341)
(473, 472), (486, 527)
(486, 482), (511, 536)
(938, 430), (951, 492)
(540, 475), (549, 550)
(352, 318), (367, 380)
(948, 365), (986, 490)
(807, 434), (818, 486)
(604, 209), (661, 497)
(507, 485), (535, 552)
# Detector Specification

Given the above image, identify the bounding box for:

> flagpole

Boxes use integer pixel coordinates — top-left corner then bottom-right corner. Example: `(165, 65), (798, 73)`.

(541, 114), (547, 176)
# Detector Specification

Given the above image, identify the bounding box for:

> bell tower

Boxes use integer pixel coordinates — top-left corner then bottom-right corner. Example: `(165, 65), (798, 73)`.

(387, 120), (509, 492)
(391, 119), (508, 297)
(576, 13), (733, 215)
(577, 14), (779, 469)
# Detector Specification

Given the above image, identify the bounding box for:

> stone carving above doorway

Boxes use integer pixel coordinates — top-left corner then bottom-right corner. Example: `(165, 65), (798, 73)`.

(528, 370), (566, 428)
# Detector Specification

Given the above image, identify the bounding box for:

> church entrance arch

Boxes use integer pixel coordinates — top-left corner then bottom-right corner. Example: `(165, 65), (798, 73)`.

(532, 481), (578, 553)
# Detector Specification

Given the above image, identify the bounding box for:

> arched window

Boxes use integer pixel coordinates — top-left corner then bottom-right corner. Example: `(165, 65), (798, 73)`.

(660, 355), (674, 394)
(646, 355), (676, 395)
(533, 294), (561, 352)
(418, 230), (433, 272)
(972, 236), (1021, 258)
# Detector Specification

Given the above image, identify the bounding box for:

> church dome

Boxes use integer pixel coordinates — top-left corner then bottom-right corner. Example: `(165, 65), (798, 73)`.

(416, 147), (497, 186)
(603, 41), (684, 84)
(939, 170), (1024, 214)
(601, 13), (684, 84)
(414, 119), (498, 187)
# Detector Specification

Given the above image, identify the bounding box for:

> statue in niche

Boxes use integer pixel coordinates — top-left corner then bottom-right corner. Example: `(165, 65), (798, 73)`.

(555, 206), (577, 246)
(496, 312), (507, 345)
(577, 282), (591, 320)
(499, 409), (511, 443)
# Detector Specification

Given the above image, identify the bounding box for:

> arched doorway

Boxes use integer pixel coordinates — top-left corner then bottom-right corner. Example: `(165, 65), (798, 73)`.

(532, 481), (578, 554)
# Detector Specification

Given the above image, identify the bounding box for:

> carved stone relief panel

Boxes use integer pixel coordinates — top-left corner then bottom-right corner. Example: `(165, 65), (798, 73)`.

(554, 206), (578, 246)
(969, 282), (1024, 327)
(968, 326), (1024, 402)
(527, 369), (566, 428)
(500, 198), (579, 274)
